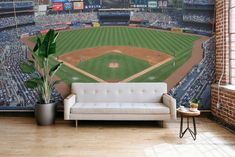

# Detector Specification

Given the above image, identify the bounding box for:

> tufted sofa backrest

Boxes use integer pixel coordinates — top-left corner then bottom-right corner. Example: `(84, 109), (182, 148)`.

(71, 83), (167, 103)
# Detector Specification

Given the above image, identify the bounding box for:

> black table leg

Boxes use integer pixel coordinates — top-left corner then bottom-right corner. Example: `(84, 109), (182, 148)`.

(193, 117), (197, 136)
(179, 116), (197, 140)
(179, 115), (183, 138)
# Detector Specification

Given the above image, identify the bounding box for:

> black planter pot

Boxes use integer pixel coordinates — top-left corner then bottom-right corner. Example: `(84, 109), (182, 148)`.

(35, 103), (57, 126)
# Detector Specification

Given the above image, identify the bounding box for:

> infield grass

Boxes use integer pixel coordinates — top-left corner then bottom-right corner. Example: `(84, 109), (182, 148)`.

(78, 52), (150, 81)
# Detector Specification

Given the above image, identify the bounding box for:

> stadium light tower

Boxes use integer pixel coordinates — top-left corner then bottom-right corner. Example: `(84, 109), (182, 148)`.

(13, 0), (19, 37)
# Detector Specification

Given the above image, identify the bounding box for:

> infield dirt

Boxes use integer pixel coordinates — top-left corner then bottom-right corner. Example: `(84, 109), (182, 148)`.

(59, 46), (172, 66)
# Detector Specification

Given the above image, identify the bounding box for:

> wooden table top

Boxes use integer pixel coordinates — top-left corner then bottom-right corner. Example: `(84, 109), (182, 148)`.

(177, 108), (200, 117)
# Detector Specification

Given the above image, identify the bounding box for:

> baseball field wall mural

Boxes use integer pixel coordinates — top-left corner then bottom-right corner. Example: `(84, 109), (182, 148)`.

(0, 0), (215, 111)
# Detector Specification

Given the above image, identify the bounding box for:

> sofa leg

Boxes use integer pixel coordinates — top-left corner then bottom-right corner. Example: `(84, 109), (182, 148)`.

(75, 120), (78, 128)
(159, 121), (164, 128)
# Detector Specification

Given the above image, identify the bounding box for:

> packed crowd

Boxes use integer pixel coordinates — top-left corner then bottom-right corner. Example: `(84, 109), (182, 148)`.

(131, 12), (172, 23)
(183, 0), (214, 5)
(169, 37), (215, 109)
(183, 13), (213, 23)
(0, 42), (36, 108)
(164, 9), (183, 23)
(35, 13), (98, 25)
(150, 21), (178, 29)
(131, 11), (181, 29)
(0, 15), (34, 29)
(41, 23), (69, 31)
(182, 2), (214, 35)
(184, 25), (212, 35)
(0, 9), (213, 35)
(0, 27), (62, 109)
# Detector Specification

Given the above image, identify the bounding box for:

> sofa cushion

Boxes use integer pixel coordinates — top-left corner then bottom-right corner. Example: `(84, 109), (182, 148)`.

(71, 103), (170, 114)
(72, 83), (167, 103)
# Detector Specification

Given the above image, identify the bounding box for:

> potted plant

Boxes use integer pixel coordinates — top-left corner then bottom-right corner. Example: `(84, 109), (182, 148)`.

(20, 29), (63, 125)
(189, 98), (201, 110)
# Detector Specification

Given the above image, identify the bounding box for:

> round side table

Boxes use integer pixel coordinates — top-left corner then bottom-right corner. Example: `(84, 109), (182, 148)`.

(177, 108), (200, 140)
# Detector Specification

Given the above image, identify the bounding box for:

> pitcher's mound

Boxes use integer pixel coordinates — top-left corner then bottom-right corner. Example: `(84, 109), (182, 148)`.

(108, 62), (120, 69)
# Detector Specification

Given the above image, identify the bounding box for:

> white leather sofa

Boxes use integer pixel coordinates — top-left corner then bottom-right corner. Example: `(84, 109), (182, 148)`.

(64, 83), (176, 127)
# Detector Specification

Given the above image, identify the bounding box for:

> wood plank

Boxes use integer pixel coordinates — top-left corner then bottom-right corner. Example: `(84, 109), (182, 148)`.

(0, 117), (234, 157)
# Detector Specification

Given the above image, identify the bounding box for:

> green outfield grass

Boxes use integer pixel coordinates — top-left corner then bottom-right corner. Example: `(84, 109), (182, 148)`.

(78, 52), (150, 81)
(30, 27), (200, 83)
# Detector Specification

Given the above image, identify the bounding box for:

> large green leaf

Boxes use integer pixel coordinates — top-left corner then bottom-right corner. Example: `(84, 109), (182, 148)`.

(35, 30), (59, 58)
(24, 77), (43, 89)
(33, 37), (42, 53)
(49, 62), (63, 77)
(25, 80), (39, 89)
(20, 61), (36, 74)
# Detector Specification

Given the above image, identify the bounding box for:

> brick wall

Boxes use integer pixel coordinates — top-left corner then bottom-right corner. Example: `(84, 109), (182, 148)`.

(211, 85), (235, 128)
(211, 0), (235, 129)
(215, 0), (230, 84)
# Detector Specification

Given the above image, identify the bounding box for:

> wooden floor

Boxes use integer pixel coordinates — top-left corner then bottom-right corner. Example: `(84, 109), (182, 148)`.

(0, 117), (234, 157)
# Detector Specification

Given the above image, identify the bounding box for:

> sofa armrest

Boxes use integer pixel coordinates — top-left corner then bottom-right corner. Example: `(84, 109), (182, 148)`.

(64, 93), (76, 120)
(163, 93), (177, 120)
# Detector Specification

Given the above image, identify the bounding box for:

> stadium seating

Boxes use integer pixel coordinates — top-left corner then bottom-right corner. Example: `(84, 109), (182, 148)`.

(35, 13), (98, 25)
(0, 15), (34, 29)
(169, 37), (215, 109)
(183, 13), (213, 23)
(131, 12), (172, 23)
(0, 26), (62, 109)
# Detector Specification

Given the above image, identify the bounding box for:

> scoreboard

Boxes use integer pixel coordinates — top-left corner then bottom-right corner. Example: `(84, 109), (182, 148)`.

(51, 0), (168, 12)
(51, 0), (101, 12)
(130, 0), (148, 8)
